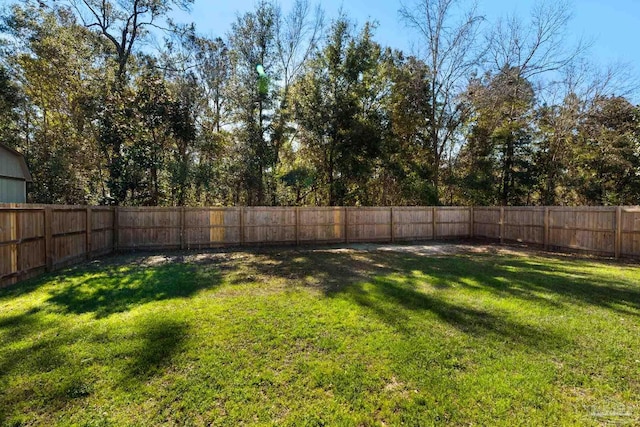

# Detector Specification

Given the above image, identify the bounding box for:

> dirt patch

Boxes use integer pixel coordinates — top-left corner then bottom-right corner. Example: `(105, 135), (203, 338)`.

(339, 241), (508, 255)
(91, 240), (625, 273)
(106, 242), (495, 268)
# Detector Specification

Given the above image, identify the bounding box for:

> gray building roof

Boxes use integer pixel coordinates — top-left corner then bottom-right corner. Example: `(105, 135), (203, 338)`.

(0, 142), (32, 182)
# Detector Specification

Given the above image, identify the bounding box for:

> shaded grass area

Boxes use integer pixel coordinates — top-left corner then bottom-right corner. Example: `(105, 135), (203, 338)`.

(0, 244), (639, 426)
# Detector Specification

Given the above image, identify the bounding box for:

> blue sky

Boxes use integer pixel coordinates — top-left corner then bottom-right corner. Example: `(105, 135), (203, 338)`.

(172, 0), (640, 76)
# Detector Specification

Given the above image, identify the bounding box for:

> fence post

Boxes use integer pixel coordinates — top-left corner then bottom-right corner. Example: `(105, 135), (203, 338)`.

(86, 206), (92, 260)
(615, 206), (622, 258)
(180, 206), (186, 250)
(469, 206), (474, 238)
(432, 207), (437, 240)
(239, 207), (245, 246)
(499, 206), (505, 244)
(295, 207), (300, 246)
(544, 207), (550, 251)
(15, 209), (21, 277)
(344, 207), (349, 244)
(113, 206), (119, 253)
(44, 207), (53, 272)
(390, 207), (395, 243)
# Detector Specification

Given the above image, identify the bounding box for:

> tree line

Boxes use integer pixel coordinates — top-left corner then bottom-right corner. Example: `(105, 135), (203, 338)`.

(0, 0), (638, 206)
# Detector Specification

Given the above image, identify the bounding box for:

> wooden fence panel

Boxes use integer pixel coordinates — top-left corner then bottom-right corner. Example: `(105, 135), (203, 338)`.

(3, 204), (640, 288)
(393, 207), (434, 241)
(298, 207), (345, 243)
(16, 210), (46, 275)
(347, 208), (391, 242)
(51, 208), (87, 266)
(0, 208), (20, 284)
(184, 208), (241, 248)
(91, 208), (115, 257)
(243, 207), (297, 244)
(0, 207), (46, 286)
(620, 207), (640, 256)
(0, 204), (117, 287)
(0, 243), (17, 283)
(52, 208), (86, 235)
(503, 207), (545, 244)
(117, 208), (181, 250)
(91, 228), (114, 256)
(473, 208), (501, 239)
(548, 207), (616, 255)
(18, 209), (45, 241)
(436, 207), (471, 238)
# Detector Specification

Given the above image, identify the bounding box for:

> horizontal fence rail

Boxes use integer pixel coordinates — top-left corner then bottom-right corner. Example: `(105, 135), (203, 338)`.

(1, 204), (639, 287)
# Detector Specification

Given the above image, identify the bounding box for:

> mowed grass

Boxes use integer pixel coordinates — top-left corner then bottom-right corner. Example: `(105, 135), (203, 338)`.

(1, 244), (639, 426)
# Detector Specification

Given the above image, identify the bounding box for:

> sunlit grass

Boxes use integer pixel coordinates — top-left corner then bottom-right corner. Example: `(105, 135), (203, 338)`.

(0, 246), (639, 426)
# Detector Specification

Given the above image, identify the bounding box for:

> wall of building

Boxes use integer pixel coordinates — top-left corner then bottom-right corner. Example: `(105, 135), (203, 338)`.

(0, 178), (26, 203)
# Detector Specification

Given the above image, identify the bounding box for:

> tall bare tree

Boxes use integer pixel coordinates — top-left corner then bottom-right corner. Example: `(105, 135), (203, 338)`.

(487, 0), (582, 82)
(274, 0), (324, 91)
(485, 0), (586, 205)
(272, 0), (324, 162)
(400, 0), (484, 204)
(64, 0), (193, 82)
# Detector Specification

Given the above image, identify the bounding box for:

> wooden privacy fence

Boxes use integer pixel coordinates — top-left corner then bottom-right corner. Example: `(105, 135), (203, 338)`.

(115, 206), (471, 250)
(474, 206), (640, 257)
(1, 204), (640, 286)
(0, 204), (115, 286)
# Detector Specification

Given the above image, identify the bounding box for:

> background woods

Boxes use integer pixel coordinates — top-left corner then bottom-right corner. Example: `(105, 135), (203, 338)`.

(0, 0), (638, 207)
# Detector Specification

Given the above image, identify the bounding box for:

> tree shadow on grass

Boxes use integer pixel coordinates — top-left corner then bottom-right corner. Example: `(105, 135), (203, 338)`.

(0, 257), (210, 423)
(389, 254), (640, 317)
(338, 274), (567, 350)
(0, 273), (59, 302)
(199, 247), (399, 292)
(45, 262), (221, 318)
(119, 316), (190, 390)
(0, 312), (96, 425)
(0, 309), (192, 424)
(232, 247), (640, 317)
(184, 248), (570, 349)
(195, 245), (640, 340)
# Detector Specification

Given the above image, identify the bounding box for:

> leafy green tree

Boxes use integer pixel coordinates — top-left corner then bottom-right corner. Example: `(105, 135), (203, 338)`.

(53, 0), (194, 205)
(2, 0), (638, 209)
(60, 0), (193, 83)
(227, 1), (279, 205)
(573, 96), (640, 205)
(167, 74), (198, 206)
(177, 33), (234, 205)
(2, 2), (107, 203)
(271, 0), (324, 202)
(292, 19), (387, 205)
(0, 65), (23, 149)
(383, 55), (436, 205)
(125, 65), (172, 205)
(462, 67), (536, 205)
(479, 0), (585, 206)
(534, 92), (582, 205)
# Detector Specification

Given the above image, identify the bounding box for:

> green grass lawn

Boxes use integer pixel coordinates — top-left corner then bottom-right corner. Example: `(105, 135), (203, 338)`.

(1, 244), (639, 426)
